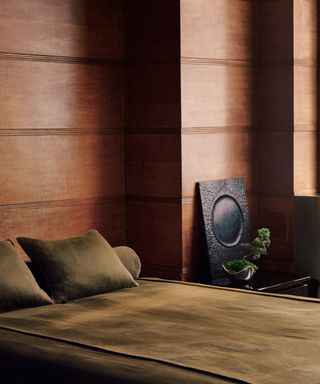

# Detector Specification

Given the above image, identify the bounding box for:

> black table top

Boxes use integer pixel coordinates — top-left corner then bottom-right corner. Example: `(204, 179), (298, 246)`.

(211, 270), (312, 292)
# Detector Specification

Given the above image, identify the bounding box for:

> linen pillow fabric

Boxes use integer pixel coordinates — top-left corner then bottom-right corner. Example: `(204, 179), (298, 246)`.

(113, 246), (141, 280)
(17, 230), (138, 303)
(0, 240), (52, 312)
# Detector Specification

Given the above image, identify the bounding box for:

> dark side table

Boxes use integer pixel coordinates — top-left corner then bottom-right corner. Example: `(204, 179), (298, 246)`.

(211, 271), (319, 298)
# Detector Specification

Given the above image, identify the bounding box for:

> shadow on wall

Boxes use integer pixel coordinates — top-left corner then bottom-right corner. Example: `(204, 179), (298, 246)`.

(294, 196), (320, 296)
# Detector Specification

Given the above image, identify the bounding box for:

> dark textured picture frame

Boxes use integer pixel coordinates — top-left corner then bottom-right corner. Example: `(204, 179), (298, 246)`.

(198, 178), (250, 279)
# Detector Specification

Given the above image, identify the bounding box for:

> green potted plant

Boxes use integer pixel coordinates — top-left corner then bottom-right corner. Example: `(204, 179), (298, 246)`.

(222, 228), (271, 282)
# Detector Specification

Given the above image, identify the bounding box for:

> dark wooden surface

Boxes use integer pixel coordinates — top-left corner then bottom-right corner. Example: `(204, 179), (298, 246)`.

(212, 271), (319, 298)
(125, 0), (182, 280)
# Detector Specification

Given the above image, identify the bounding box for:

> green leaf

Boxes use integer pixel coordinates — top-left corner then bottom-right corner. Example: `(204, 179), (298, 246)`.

(224, 259), (258, 273)
(239, 227), (271, 261)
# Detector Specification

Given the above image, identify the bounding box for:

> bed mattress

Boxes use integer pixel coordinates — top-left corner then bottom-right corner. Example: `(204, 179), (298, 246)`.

(0, 278), (319, 384)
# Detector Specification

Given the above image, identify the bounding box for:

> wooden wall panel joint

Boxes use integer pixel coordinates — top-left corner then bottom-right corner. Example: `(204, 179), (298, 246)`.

(126, 127), (181, 135)
(182, 126), (254, 135)
(181, 57), (252, 67)
(256, 59), (317, 68)
(0, 128), (124, 136)
(0, 196), (124, 212)
(125, 58), (180, 66)
(0, 52), (122, 66)
(126, 195), (181, 205)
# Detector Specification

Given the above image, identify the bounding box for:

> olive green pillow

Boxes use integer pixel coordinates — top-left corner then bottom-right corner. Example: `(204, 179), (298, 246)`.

(113, 246), (141, 280)
(17, 230), (138, 303)
(0, 240), (52, 312)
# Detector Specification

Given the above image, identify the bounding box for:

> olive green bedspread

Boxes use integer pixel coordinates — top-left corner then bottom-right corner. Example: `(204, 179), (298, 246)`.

(0, 278), (319, 384)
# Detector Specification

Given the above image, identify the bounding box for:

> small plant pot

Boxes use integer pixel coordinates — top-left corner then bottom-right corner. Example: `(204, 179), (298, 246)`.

(222, 264), (255, 283)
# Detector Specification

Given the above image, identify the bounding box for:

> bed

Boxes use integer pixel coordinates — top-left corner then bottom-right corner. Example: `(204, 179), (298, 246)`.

(1, 277), (320, 384)
(1, 230), (320, 383)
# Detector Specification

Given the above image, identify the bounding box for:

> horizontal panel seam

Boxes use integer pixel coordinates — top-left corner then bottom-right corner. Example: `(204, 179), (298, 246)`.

(182, 126), (254, 134)
(0, 128), (124, 136)
(126, 128), (180, 135)
(4, 53), (313, 68)
(0, 51), (123, 66)
(181, 58), (318, 68)
(0, 196), (124, 211)
(181, 57), (253, 67)
(126, 195), (181, 204)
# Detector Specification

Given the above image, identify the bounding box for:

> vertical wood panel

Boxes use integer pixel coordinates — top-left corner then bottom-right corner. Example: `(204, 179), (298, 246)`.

(294, 65), (317, 127)
(126, 134), (181, 198)
(0, 0), (124, 59)
(0, 61), (124, 130)
(294, 131), (318, 195)
(255, 66), (293, 130)
(0, 0), (125, 245)
(125, 0), (182, 278)
(255, 132), (293, 195)
(258, 196), (294, 272)
(181, 0), (253, 60)
(126, 200), (182, 278)
(182, 132), (254, 197)
(293, 0), (317, 62)
(180, 0), (255, 281)
(126, 64), (180, 131)
(181, 64), (253, 128)
(293, 0), (319, 196)
(253, 0), (296, 271)
(254, 0), (319, 270)
(125, 0), (180, 61)
(254, 0), (293, 62)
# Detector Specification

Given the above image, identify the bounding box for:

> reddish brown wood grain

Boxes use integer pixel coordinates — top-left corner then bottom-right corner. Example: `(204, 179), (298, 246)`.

(182, 132), (254, 197)
(254, 0), (293, 62)
(0, 134), (124, 204)
(126, 134), (181, 198)
(0, 0), (124, 59)
(255, 66), (294, 130)
(294, 131), (318, 195)
(125, 0), (180, 61)
(126, 64), (181, 131)
(258, 196), (294, 270)
(180, 0), (256, 280)
(181, 0), (253, 61)
(0, 61), (123, 130)
(181, 63), (253, 128)
(0, 0), (125, 247)
(124, 0), (182, 278)
(126, 199), (182, 278)
(255, 132), (294, 195)
(1, 0), (316, 281)
(0, 197), (125, 260)
(293, 0), (317, 63)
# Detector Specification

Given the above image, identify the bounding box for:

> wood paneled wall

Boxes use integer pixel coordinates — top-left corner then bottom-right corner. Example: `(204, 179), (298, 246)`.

(293, 0), (318, 195)
(180, 0), (319, 277)
(125, 0), (319, 280)
(254, 0), (319, 272)
(1, 1), (317, 278)
(125, 0), (182, 279)
(180, 0), (256, 280)
(254, 0), (294, 271)
(0, 0), (125, 255)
